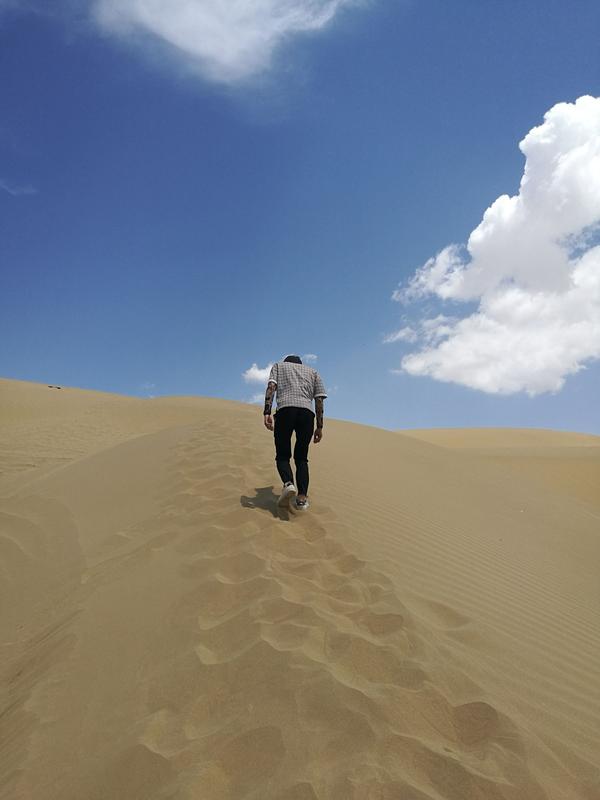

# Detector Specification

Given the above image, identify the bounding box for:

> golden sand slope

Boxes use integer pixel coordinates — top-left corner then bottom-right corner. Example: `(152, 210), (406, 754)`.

(1, 378), (599, 800)
(401, 428), (600, 512)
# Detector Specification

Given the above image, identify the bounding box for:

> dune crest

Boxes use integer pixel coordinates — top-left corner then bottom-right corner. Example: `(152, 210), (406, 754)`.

(1, 378), (599, 799)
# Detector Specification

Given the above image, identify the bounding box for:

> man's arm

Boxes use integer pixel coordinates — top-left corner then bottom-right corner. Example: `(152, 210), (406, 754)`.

(314, 396), (324, 442)
(315, 396), (324, 429)
(264, 381), (276, 416)
(263, 381), (276, 430)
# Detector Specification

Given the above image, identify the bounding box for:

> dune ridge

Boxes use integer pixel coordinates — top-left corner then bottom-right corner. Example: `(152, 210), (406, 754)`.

(1, 378), (599, 799)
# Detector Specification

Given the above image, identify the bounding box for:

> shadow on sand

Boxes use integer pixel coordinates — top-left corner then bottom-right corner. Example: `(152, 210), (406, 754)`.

(240, 486), (291, 521)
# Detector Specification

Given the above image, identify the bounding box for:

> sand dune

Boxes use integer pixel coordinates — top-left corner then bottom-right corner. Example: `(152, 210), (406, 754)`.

(401, 428), (600, 512)
(399, 428), (600, 449)
(1, 378), (599, 799)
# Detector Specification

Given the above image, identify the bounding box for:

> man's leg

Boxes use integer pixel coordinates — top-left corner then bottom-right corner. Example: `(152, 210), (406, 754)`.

(274, 408), (295, 486)
(293, 409), (315, 498)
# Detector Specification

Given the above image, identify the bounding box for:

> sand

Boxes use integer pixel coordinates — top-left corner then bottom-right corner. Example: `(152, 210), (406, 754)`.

(1, 377), (599, 800)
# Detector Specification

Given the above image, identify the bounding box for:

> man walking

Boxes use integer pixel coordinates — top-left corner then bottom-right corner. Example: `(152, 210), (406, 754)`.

(263, 355), (327, 511)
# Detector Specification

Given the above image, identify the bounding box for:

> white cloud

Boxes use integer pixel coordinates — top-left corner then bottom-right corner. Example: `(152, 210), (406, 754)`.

(92, 0), (358, 84)
(302, 352), (318, 362)
(246, 392), (265, 404)
(242, 362), (273, 383)
(391, 95), (600, 396)
(382, 326), (417, 344)
(0, 178), (37, 196)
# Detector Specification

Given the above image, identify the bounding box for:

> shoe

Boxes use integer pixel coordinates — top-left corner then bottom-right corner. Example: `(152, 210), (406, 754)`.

(277, 482), (297, 507)
(293, 498), (310, 511)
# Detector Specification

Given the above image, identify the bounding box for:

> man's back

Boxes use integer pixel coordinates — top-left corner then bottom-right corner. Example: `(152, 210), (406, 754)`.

(268, 361), (327, 412)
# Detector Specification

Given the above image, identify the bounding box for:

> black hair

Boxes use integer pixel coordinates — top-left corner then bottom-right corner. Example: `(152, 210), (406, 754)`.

(284, 355), (302, 364)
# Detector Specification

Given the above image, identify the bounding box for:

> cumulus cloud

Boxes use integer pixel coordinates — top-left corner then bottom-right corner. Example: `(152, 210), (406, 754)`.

(92, 0), (358, 84)
(391, 95), (600, 396)
(302, 352), (318, 362)
(242, 362), (273, 383)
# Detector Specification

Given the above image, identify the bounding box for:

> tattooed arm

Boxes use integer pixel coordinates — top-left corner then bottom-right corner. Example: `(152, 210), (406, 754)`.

(314, 396), (325, 443)
(263, 381), (276, 415)
(263, 381), (276, 430)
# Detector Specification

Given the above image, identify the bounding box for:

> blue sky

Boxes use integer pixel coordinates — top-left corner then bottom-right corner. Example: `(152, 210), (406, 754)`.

(1, 0), (599, 433)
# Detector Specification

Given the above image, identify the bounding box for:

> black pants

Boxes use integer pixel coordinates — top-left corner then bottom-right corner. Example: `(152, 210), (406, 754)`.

(274, 406), (315, 496)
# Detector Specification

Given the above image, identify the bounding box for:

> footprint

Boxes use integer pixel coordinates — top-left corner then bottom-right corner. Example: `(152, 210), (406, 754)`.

(381, 734), (514, 800)
(206, 725), (286, 793)
(275, 538), (329, 560)
(183, 552), (266, 584)
(275, 558), (347, 593)
(295, 520), (328, 542)
(332, 553), (366, 575)
(216, 551), (266, 582)
(261, 622), (312, 651)
(195, 610), (262, 664)
(328, 583), (371, 605)
(106, 744), (175, 798)
(253, 597), (323, 627)
(452, 701), (500, 746)
(192, 575), (282, 623)
(277, 559), (321, 581)
(351, 609), (405, 637)
(295, 671), (378, 735)
(324, 632), (426, 688)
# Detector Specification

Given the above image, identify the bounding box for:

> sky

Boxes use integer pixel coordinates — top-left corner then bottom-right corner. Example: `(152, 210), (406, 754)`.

(1, 0), (599, 434)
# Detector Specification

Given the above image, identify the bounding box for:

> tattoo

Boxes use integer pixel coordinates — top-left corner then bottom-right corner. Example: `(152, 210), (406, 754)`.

(315, 396), (324, 429)
(263, 381), (276, 415)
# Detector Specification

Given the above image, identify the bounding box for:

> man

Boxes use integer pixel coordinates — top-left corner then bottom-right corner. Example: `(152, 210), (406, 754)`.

(263, 355), (327, 511)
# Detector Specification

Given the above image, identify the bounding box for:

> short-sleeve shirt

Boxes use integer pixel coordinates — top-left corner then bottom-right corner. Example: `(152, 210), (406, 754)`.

(268, 361), (327, 412)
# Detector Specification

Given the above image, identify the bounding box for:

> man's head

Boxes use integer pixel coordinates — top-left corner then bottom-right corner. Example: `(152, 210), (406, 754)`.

(283, 355), (302, 364)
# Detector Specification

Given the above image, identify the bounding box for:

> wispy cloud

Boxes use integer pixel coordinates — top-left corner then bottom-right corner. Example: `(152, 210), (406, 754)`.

(92, 0), (360, 84)
(0, 178), (38, 196)
(302, 353), (318, 362)
(382, 327), (417, 344)
(246, 391), (265, 405)
(390, 95), (600, 396)
(242, 362), (273, 383)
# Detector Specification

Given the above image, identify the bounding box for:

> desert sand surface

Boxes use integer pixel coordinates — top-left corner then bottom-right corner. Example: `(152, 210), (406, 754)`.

(401, 428), (600, 512)
(1, 377), (599, 800)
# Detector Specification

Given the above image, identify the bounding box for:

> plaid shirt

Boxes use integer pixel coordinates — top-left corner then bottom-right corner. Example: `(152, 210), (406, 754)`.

(268, 361), (327, 412)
